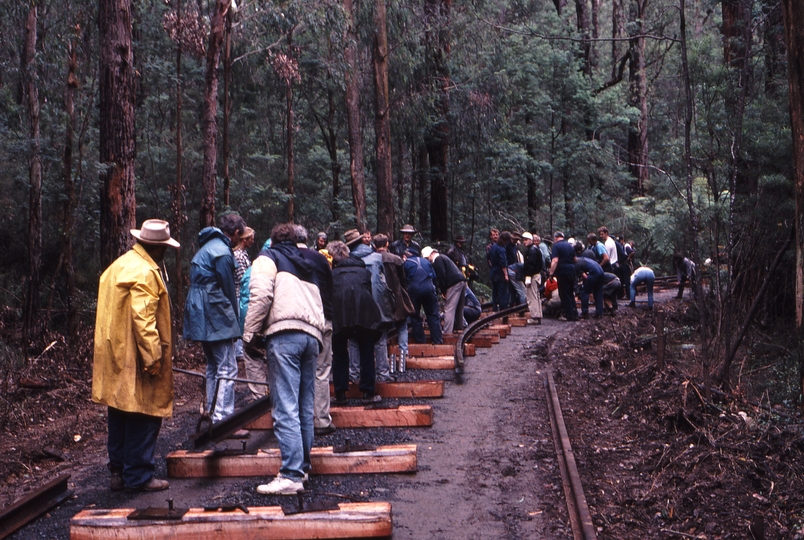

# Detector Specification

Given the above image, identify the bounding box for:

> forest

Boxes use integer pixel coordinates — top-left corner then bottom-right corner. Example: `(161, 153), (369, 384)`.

(1, 0), (804, 397)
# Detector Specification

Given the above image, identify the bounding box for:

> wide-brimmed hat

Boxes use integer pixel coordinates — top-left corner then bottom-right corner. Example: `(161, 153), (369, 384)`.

(454, 235), (467, 243)
(521, 232), (533, 240)
(421, 246), (435, 259)
(343, 229), (362, 247)
(131, 219), (180, 248)
(400, 224), (416, 234)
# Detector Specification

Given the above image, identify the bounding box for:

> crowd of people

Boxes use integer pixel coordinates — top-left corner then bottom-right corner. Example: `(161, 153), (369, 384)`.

(92, 216), (689, 496)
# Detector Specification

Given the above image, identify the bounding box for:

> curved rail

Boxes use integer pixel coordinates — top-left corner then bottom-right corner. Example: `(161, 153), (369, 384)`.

(454, 303), (526, 383)
(545, 372), (597, 540)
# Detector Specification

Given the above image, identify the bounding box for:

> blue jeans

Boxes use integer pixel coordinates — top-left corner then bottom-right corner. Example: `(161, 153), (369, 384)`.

(202, 339), (237, 422)
(265, 331), (319, 481)
(630, 272), (655, 307)
(396, 318), (409, 356)
(107, 407), (162, 489)
(409, 288), (443, 344)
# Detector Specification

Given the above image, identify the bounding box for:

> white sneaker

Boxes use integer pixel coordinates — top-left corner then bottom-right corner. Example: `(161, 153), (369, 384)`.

(256, 475), (304, 495)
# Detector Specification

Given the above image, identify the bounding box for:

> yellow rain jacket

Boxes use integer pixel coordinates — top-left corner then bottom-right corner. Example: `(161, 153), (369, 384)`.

(92, 243), (173, 417)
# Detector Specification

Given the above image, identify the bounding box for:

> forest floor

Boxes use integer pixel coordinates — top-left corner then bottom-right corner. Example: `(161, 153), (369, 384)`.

(2, 291), (804, 539)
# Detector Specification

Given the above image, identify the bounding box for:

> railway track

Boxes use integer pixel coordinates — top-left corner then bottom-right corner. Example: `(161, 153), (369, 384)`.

(7, 304), (600, 539)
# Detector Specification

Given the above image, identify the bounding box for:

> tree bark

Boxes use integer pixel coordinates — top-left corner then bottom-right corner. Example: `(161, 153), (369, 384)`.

(680, 0), (711, 401)
(425, 0), (451, 241)
(173, 0), (186, 324)
(343, 0), (367, 232)
(23, 4), (42, 339)
(57, 41), (79, 337)
(417, 143), (429, 234)
(222, 9), (232, 207)
(627, 0), (649, 196)
(780, 0), (804, 401)
(99, 0), (137, 269)
(574, 0), (592, 76)
(199, 0), (231, 229)
(373, 0), (394, 237)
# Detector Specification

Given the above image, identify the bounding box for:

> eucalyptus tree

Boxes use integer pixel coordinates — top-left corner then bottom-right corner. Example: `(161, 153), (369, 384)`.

(99, 0), (137, 268)
(22, 2), (41, 339)
(781, 0), (804, 398)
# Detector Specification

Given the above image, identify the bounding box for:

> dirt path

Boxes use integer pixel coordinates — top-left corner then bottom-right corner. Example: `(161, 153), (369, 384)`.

(385, 319), (572, 539)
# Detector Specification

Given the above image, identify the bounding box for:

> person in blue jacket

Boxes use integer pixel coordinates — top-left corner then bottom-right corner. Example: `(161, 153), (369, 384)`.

(574, 242), (604, 319)
(403, 249), (443, 345)
(184, 213), (246, 422)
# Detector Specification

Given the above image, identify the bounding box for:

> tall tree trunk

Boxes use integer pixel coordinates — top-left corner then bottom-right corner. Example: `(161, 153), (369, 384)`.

(417, 143), (429, 234)
(199, 0), (231, 229)
(680, 0), (712, 400)
(56, 41), (79, 337)
(721, 0), (755, 194)
(173, 0), (186, 324)
(285, 30), (296, 223)
(780, 0), (804, 402)
(222, 9), (232, 207)
(425, 0), (451, 241)
(327, 85), (340, 225)
(611, 0), (620, 79)
(574, 0), (592, 76)
(627, 0), (649, 195)
(23, 4), (42, 339)
(99, 0), (136, 269)
(343, 0), (367, 231)
(373, 0), (394, 237)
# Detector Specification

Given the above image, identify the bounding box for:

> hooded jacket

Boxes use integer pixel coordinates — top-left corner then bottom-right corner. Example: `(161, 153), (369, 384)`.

(184, 227), (241, 342)
(243, 242), (327, 346)
(92, 244), (173, 417)
(330, 256), (382, 334)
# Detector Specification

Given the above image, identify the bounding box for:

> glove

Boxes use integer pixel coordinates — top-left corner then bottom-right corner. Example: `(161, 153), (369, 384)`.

(244, 337), (266, 359)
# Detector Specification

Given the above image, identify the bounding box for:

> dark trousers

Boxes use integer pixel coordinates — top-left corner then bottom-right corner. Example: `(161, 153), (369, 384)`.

(333, 330), (379, 396)
(556, 272), (578, 320)
(409, 288), (443, 344)
(619, 264), (631, 299)
(491, 277), (510, 311)
(580, 275), (604, 317)
(107, 407), (162, 489)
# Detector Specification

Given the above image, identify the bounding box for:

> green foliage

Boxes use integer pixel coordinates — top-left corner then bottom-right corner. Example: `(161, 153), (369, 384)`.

(0, 0), (796, 334)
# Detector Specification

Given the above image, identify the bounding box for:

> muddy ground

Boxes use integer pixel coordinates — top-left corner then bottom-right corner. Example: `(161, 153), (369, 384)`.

(2, 292), (804, 539)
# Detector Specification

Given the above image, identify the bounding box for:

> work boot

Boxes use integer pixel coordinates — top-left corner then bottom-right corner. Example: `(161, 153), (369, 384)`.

(127, 477), (169, 492)
(362, 392), (382, 403)
(314, 424), (337, 436)
(110, 472), (123, 492)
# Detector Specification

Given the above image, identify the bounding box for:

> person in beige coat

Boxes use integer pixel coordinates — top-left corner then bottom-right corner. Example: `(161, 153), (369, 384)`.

(92, 219), (178, 492)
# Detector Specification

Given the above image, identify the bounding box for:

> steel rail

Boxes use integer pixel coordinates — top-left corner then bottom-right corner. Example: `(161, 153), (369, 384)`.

(545, 372), (597, 540)
(0, 473), (72, 539)
(454, 303), (526, 383)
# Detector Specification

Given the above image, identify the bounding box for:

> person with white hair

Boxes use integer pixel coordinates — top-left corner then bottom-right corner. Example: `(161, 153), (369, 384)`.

(423, 246), (467, 334)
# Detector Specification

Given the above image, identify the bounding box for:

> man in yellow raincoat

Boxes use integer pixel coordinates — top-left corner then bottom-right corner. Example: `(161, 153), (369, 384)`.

(92, 219), (179, 492)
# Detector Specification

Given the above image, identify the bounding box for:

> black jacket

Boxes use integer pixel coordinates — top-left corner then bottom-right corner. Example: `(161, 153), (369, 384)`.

(523, 244), (544, 277)
(331, 257), (382, 334)
(431, 254), (466, 294)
